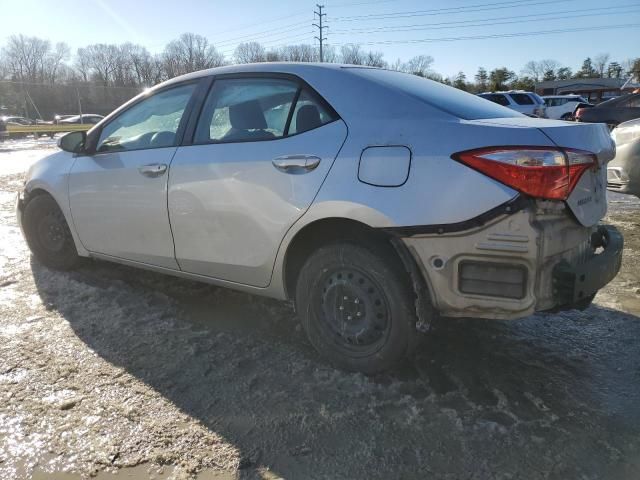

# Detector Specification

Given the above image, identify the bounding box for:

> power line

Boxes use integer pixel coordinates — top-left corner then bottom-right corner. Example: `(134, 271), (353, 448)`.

(314, 4), (328, 62)
(330, 5), (640, 35)
(213, 21), (312, 48)
(333, 0), (577, 21)
(209, 10), (309, 38)
(332, 23), (638, 46)
(331, 3), (640, 33)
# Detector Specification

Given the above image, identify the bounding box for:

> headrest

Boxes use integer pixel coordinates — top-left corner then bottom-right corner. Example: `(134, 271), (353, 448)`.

(229, 100), (267, 130)
(296, 104), (321, 133)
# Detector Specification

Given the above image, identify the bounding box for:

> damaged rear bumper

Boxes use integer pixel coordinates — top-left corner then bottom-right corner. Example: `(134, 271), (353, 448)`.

(389, 199), (623, 320)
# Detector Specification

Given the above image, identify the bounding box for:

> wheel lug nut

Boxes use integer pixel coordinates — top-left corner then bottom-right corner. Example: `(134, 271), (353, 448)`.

(354, 299), (359, 304)
(339, 306), (344, 310)
(357, 312), (361, 317)
(343, 296), (348, 300)
(347, 315), (352, 320)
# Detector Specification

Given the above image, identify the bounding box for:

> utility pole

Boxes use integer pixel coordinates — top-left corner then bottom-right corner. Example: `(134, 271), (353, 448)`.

(313, 4), (327, 62)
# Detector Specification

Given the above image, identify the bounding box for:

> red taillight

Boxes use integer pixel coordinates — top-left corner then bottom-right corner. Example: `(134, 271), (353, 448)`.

(575, 108), (584, 119)
(453, 146), (596, 200)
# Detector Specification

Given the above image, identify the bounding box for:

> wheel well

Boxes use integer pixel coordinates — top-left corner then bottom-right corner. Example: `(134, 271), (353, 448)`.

(284, 218), (404, 300)
(25, 188), (52, 203)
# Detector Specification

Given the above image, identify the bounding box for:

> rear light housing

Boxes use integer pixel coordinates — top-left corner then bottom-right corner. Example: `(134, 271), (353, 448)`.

(452, 146), (596, 200)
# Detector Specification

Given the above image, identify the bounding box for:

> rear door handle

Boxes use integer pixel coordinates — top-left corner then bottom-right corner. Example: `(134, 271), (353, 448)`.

(138, 163), (167, 177)
(272, 155), (321, 173)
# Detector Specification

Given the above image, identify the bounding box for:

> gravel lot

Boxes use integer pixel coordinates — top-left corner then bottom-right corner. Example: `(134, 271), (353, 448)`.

(1, 138), (640, 479)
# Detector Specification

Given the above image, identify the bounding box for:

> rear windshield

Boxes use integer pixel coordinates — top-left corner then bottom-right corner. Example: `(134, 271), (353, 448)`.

(348, 67), (523, 120)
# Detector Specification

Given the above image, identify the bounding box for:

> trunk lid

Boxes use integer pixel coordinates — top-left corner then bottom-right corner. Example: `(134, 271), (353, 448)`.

(474, 117), (615, 226)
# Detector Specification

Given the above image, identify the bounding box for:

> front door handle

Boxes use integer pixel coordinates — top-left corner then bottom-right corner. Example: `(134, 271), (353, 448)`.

(138, 163), (167, 177)
(272, 155), (321, 174)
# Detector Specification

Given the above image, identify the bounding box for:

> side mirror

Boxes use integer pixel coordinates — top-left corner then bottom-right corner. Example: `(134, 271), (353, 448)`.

(58, 131), (86, 154)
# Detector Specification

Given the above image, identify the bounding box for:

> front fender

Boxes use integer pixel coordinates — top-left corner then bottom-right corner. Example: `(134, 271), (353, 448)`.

(22, 151), (89, 257)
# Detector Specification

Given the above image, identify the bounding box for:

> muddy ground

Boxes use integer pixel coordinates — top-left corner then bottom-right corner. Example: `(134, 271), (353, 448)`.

(1, 138), (640, 479)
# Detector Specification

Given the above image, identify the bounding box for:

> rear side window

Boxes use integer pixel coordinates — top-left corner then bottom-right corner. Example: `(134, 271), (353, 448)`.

(194, 78), (337, 144)
(509, 93), (534, 105)
(288, 90), (334, 135)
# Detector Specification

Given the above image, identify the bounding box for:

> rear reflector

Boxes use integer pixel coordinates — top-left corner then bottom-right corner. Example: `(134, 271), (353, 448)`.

(459, 261), (527, 299)
(452, 146), (596, 200)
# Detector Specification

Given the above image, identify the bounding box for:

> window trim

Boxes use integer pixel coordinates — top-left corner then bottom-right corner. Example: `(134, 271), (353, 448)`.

(84, 78), (205, 156)
(185, 72), (341, 147)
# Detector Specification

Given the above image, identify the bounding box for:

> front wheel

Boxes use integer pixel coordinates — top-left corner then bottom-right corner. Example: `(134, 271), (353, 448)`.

(23, 194), (80, 270)
(295, 242), (420, 374)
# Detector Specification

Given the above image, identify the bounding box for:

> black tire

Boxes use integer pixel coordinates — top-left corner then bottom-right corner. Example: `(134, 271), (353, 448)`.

(295, 242), (419, 374)
(23, 194), (80, 270)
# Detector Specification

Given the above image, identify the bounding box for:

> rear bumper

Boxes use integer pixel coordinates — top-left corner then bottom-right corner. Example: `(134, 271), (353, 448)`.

(397, 201), (622, 320)
(552, 226), (623, 306)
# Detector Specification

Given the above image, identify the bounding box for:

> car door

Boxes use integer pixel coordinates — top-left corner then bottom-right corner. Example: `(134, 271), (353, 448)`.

(68, 81), (198, 269)
(168, 75), (348, 287)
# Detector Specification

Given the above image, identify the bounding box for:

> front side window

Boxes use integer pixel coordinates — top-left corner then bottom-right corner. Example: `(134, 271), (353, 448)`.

(97, 83), (196, 152)
(195, 78), (298, 143)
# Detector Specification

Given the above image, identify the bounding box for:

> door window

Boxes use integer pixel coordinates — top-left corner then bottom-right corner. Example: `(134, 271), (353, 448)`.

(97, 83), (196, 152)
(195, 78), (298, 143)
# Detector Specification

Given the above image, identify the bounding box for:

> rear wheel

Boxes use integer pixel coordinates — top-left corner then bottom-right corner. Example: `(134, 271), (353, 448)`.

(295, 242), (419, 374)
(23, 194), (80, 270)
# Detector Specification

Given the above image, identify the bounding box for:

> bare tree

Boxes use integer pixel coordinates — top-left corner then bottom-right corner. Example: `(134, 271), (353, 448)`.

(593, 53), (610, 78)
(234, 42), (266, 64)
(364, 51), (386, 68)
(340, 44), (364, 65)
(2, 34), (51, 81)
(403, 55), (434, 77)
(278, 44), (317, 62)
(162, 33), (225, 78)
(42, 42), (70, 84)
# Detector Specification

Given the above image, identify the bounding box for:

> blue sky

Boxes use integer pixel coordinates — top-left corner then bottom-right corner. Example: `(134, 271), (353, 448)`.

(2, 0), (639, 78)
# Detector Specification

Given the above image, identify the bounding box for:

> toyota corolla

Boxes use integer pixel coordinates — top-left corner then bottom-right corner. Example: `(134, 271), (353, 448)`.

(17, 63), (623, 373)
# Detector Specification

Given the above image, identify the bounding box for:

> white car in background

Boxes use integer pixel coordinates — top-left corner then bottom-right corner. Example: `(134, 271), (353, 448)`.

(543, 95), (592, 120)
(477, 91), (547, 117)
(608, 118), (640, 197)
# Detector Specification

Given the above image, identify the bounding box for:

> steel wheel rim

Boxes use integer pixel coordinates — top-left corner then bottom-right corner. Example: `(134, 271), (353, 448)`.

(314, 266), (391, 355)
(37, 212), (66, 253)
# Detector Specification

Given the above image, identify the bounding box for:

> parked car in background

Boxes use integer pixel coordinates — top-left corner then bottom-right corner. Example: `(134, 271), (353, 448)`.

(17, 63), (622, 373)
(576, 93), (640, 129)
(1, 115), (36, 126)
(607, 118), (640, 197)
(55, 114), (104, 125)
(477, 91), (547, 117)
(54, 114), (104, 125)
(543, 95), (592, 120)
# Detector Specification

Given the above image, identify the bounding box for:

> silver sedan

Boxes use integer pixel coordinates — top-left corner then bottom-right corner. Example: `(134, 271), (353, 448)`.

(17, 63), (623, 373)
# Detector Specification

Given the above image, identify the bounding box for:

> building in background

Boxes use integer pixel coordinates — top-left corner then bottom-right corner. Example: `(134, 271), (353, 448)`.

(535, 78), (640, 104)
